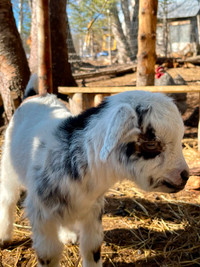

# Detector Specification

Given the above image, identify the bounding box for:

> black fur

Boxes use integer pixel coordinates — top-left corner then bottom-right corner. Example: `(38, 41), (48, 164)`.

(149, 176), (154, 186)
(93, 247), (101, 263)
(125, 142), (137, 158)
(38, 258), (51, 265)
(119, 125), (162, 162)
(36, 169), (69, 210)
(23, 88), (36, 100)
(54, 99), (109, 180)
(35, 150), (70, 212)
(58, 98), (108, 138)
(138, 147), (161, 160)
(143, 125), (156, 140)
(135, 105), (150, 127)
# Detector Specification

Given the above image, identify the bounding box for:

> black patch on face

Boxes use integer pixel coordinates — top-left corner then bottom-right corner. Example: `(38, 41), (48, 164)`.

(138, 124), (162, 159)
(119, 124), (163, 161)
(125, 142), (137, 158)
(93, 247), (101, 263)
(135, 105), (150, 127)
(138, 145), (162, 160)
(149, 176), (154, 186)
(143, 125), (156, 140)
(118, 143), (139, 164)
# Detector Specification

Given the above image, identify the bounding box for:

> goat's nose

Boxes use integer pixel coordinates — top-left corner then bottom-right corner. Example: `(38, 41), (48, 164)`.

(180, 170), (189, 181)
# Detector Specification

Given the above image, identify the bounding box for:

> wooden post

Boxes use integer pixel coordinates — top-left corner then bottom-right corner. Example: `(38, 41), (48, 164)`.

(37, 0), (53, 95)
(69, 93), (94, 115)
(198, 92), (200, 152)
(136, 0), (158, 86)
(94, 94), (110, 106)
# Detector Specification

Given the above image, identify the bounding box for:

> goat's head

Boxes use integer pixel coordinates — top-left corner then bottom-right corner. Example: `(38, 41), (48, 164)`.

(99, 91), (189, 193)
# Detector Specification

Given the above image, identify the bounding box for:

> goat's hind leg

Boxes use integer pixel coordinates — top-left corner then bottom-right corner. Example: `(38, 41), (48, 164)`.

(0, 158), (20, 244)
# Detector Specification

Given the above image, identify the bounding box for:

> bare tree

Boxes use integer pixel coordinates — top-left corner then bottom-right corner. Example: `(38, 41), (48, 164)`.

(0, 0), (30, 121)
(50, 0), (77, 93)
(67, 14), (81, 64)
(110, 0), (140, 63)
(29, 0), (38, 73)
(18, 0), (24, 34)
(111, 1), (134, 63)
(130, 0), (139, 57)
(29, 0), (76, 94)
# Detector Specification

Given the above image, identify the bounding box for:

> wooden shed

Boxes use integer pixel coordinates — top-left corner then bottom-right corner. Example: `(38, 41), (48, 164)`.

(156, 0), (200, 57)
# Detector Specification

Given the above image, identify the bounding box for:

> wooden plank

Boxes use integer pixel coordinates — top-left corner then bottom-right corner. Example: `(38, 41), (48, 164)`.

(73, 65), (136, 80)
(177, 56), (200, 65)
(58, 85), (200, 94)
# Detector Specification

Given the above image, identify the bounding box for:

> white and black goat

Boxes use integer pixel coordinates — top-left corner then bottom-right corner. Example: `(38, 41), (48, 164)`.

(0, 75), (189, 267)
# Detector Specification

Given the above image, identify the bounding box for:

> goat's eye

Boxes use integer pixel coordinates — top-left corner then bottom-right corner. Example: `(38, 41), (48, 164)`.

(139, 140), (163, 159)
(141, 141), (162, 152)
(142, 141), (160, 151)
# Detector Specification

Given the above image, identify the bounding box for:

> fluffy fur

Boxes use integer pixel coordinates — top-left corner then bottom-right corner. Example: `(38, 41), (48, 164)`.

(0, 75), (189, 267)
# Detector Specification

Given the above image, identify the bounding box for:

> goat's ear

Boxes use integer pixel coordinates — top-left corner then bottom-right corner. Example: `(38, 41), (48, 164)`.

(100, 104), (140, 162)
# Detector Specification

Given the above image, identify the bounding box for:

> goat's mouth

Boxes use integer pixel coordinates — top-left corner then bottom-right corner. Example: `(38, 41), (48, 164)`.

(154, 180), (187, 193)
(162, 180), (186, 193)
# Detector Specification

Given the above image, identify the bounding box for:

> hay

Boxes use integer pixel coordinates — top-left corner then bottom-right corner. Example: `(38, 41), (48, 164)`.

(1, 139), (200, 266)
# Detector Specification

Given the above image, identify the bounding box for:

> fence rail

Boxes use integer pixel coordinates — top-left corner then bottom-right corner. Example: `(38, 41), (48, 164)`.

(59, 85), (200, 94)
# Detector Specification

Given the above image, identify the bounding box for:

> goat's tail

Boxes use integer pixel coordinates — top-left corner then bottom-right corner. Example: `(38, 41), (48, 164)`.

(23, 73), (38, 100)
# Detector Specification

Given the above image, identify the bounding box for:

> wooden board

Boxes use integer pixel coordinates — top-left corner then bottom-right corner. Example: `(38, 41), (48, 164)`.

(58, 85), (200, 95)
(73, 65), (137, 80)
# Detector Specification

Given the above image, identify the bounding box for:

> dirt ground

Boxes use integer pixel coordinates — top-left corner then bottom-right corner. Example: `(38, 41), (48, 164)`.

(1, 66), (200, 266)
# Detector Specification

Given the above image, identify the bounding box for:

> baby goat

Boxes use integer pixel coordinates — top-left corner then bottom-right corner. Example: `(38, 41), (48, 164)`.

(0, 75), (189, 267)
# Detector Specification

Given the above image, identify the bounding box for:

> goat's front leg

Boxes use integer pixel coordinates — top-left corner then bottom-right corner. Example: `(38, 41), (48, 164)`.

(79, 198), (104, 267)
(26, 196), (63, 267)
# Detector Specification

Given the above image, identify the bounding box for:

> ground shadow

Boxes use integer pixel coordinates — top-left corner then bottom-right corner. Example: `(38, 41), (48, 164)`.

(103, 195), (200, 266)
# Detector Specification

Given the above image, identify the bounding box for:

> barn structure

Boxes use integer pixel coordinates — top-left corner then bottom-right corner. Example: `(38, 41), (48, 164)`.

(157, 0), (200, 57)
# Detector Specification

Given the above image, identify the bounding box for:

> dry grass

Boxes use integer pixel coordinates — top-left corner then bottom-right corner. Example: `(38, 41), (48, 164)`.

(0, 138), (200, 267)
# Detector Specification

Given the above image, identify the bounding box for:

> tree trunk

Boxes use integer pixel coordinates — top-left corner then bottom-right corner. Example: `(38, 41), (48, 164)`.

(29, 0), (76, 94)
(50, 0), (77, 93)
(121, 0), (135, 55)
(111, 3), (134, 63)
(18, 0), (24, 34)
(67, 14), (81, 64)
(131, 0), (139, 58)
(38, 0), (53, 95)
(29, 0), (38, 73)
(0, 0), (30, 121)
(162, 2), (168, 57)
(136, 0), (158, 86)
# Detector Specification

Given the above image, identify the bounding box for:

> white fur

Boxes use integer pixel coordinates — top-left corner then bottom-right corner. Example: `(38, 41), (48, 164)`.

(0, 76), (189, 266)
